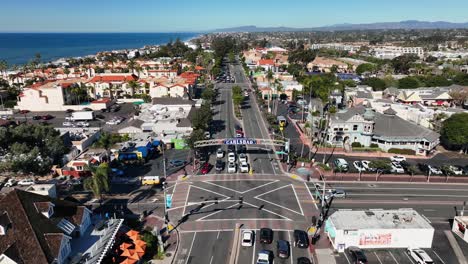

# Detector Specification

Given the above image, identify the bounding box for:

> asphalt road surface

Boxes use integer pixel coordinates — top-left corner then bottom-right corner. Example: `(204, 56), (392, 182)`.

(308, 181), (468, 263)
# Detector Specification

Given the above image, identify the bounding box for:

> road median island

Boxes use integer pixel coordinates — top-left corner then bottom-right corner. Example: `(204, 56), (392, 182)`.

(229, 223), (241, 264)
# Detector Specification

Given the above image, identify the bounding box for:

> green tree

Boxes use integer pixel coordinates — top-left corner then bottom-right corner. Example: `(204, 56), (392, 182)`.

(127, 80), (140, 96)
(201, 87), (215, 102)
(440, 113), (468, 153)
(330, 65), (339, 73)
(369, 160), (392, 173)
(391, 54), (418, 74)
(63, 68), (71, 78)
(185, 129), (205, 149)
(84, 163), (110, 199)
(453, 73), (468, 86)
(361, 77), (387, 91)
(398, 77), (422, 89)
(355, 63), (376, 75)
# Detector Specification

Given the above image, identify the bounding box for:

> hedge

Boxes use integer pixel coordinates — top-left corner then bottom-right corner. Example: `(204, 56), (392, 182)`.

(388, 148), (416, 155)
(351, 142), (362, 148)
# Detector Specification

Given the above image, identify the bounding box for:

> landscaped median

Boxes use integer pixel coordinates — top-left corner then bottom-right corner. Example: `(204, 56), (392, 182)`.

(231, 85), (244, 119)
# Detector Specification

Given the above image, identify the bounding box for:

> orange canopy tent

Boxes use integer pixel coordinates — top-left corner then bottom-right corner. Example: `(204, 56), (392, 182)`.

(120, 248), (132, 258)
(126, 230), (140, 241)
(119, 243), (132, 251)
(120, 258), (137, 264)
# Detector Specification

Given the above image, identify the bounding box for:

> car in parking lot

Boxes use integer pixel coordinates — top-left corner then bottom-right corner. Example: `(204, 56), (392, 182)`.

(239, 153), (247, 163)
(227, 162), (236, 173)
(391, 162), (405, 173)
(353, 161), (366, 172)
(276, 240), (290, 259)
(4, 179), (17, 187)
(347, 246), (367, 264)
(18, 179), (35, 186)
(200, 162), (211, 174)
(419, 164), (442, 175)
(334, 158), (349, 172)
(215, 160), (224, 171)
(293, 230), (309, 248)
(216, 148), (224, 158)
(240, 162), (249, 173)
(390, 155), (406, 162)
(360, 160), (375, 172)
(169, 160), (186, 167)
(448, 165), (463, 175)
(259, 228), (273, 244)
(228, 152), (236, 162)
(407, 248), (433, 264)
(241, 230), (254, 247)
(256, 250), (273, 264)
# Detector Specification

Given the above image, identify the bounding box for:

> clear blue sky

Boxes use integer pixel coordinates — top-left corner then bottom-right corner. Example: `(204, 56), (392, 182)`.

(1, 0), (467, 32)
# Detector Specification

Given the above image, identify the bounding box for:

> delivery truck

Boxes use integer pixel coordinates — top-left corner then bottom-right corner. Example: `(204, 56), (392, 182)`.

(66, 111), (94, 121)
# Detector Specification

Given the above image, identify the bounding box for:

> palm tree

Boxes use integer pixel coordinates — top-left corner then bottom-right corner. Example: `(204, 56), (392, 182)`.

(106, 56), (117, 72)
(135, 65), (143, 78)
(127, 59), (136, 74)
(266, 69), (274, 113)
(63, 68), (71, 78)
(83, 163), (110, 200)
(0, 60), (7, 78)
(127, 80), (140, 96)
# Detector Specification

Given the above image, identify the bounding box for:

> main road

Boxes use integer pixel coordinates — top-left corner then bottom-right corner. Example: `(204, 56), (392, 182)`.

(171, 60), (318, 264)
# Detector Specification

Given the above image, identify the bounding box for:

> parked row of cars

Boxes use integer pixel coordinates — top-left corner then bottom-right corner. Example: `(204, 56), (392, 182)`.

(345, 246), (434, 264)
(243, 228), (311, 264)
(334, 155), (468, 176)
(62, 121), (90, 127)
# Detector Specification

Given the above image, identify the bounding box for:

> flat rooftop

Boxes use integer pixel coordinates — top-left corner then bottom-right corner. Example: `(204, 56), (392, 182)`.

(329, 209), (433, 230)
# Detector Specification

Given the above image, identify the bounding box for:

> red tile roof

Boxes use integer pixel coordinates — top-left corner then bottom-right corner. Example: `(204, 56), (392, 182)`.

(88, 74), (137, 83)
(258, 59), (275, 66)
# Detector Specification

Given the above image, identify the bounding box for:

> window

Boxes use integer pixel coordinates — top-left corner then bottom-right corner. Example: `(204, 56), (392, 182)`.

(353, 125), (358, 131)
(76, 166), (83, 171)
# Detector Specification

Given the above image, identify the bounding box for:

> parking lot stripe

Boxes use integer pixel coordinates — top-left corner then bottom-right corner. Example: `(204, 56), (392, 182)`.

(388, 251), (399, 264)
(404, 251), (416, 264)
(432, 250), (446, 264)
(374, 252), (383, 264)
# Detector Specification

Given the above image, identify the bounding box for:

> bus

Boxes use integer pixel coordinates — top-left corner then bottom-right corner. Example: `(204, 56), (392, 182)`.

(277, 116), (287, 127)
(141, 176), (160, 185)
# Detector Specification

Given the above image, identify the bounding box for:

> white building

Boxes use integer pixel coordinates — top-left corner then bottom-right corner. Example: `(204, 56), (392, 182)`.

(326, 209), (434, 252)
(25, 184), (58, 198)
(310, 43), (361, 53)
(371, 46), (424, 59)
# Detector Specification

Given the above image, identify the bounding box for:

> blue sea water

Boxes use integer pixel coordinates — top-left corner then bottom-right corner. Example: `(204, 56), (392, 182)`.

(0, 32), (199, 66)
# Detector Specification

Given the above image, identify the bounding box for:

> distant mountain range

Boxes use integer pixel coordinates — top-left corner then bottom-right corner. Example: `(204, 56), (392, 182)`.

(213, 20), (468, 32)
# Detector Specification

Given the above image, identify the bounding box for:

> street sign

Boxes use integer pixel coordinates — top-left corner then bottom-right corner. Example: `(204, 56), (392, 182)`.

(223, 138), (257, 145)
(165, 194), (172, 209)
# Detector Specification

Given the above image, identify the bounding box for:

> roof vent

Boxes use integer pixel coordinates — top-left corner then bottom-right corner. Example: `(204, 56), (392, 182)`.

(365, 211), (375, 217)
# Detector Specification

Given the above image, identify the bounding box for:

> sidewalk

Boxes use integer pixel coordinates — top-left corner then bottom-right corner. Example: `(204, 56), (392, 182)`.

(146, 215), (179, 264)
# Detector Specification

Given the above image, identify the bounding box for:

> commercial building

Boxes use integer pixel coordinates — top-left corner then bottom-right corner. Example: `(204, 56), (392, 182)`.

(325, 209), (434, 252)
(371, 46), (424, 59)
(452, 216), (468, 243)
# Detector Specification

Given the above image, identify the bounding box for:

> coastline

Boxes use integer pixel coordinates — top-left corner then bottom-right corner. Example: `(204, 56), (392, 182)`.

(0, 32), (202, 67)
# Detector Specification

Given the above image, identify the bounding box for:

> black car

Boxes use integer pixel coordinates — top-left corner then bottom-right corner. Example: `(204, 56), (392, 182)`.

(215, 160), (224, 171)
(259, 228), (273, 244)
(237, 145), (246, 154)
(199, 155), (207, 163)
(347, 247), (368, 264)
(293, 230), (309, 248)
(65, 109), (74, 113)
(227, 145), (236, 153)
(32, 115), (42, 120)
(276, 240), (290, 259)
(83, 107), (93, 111)
(297, 257), (312, 264)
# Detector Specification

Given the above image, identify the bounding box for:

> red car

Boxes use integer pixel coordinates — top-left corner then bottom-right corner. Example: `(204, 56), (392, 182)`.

(200, 162), (211, 174)
(42, 114), (54, 120)
(19, 110), (30, 114)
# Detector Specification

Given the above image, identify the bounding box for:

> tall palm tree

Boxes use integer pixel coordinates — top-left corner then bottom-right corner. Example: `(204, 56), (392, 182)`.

(135, 65), (143, 78)
(127, 59), (136, 74)
(127, 80), (140, 96)
(83, 163), (110, 200)
(0, 60), (7, 78)
(266, 69), (274, 113)
(106, 56), (117, 72)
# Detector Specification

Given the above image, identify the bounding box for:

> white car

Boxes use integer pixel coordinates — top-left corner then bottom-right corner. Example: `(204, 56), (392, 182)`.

(449, 165), (463, 175)
(4, 179), (17, 187)
(106, 120), (117, 125)
(18, 179), (35, 186)
(76, 121), (89, 127)
(390, 155), (406, 162)
(241, 230), (254, 247)
(216, 148), (224, 159)
(240, 162), (249, 173)
(239, 153), (247, 163)
(256, 250), (272, 264)
(204, 131), (211, 139)
(227, 162), (236, 173)
(228, 152), (236, 163)
(62, 121), (73, 127)
(353, 161), (366, 172)
(407, 248), (433, 264)
(391, 162), (405, 174)
(428, 165), (442, 175)
(361, 160), (373, 171)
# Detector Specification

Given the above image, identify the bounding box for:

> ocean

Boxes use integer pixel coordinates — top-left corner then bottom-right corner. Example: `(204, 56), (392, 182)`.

(0, 32), (199, 67)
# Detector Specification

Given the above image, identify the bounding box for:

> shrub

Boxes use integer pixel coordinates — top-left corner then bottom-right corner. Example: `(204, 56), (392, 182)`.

(370, 143), (379, 148)
(351, 142), (362, 148)
(388, 148), (416, 155)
